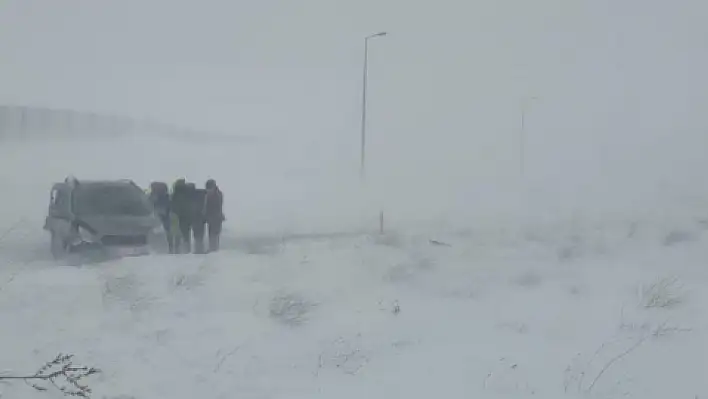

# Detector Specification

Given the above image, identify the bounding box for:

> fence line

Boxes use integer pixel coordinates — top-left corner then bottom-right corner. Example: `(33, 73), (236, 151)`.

(0, 105), (252, 142)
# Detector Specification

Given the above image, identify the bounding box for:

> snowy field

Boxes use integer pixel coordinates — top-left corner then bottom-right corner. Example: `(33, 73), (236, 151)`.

(0, 135), (708, 399)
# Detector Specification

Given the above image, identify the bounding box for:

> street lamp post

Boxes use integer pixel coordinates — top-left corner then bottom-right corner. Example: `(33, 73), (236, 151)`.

(519, 95), (539, 180)
(360, 31), (387, 181)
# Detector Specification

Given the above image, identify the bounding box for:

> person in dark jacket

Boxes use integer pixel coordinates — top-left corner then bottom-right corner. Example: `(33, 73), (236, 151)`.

(148, 181), (174, 253)
(187, 183), (207, 254)
(204, 179), (224, 252)
(170, 178), (192, 253)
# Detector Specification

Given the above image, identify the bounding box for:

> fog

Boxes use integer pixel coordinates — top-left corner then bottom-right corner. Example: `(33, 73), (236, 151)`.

(2, 0), (708, 234)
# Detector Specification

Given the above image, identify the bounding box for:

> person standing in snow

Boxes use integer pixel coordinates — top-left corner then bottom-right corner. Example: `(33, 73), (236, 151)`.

(170, 178), (192, 253)
(148, 181), (174, 253)
(203, 179), (224, 252)
(188, 182), (207, 254)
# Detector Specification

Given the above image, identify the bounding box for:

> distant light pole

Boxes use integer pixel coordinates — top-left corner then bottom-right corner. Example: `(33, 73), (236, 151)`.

(519, 95), (539, 179)
(360, 31), (387, 181)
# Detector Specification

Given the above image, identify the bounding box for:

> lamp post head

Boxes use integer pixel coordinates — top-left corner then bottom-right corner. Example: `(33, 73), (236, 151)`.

(367, 32), (388, 39)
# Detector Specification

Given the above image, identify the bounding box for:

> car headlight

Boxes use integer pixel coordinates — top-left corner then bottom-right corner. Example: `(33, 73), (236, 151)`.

(151, 224), (165, 235)
(75, 226), (98, 243)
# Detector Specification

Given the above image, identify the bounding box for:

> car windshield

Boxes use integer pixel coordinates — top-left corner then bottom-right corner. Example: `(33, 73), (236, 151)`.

(72, 183), (152, 217)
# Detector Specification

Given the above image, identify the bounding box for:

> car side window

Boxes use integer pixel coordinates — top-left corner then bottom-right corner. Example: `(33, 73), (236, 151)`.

(51, 188), (69, 213)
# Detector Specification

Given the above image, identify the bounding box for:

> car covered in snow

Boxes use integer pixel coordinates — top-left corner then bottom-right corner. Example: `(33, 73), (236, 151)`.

(43, 176), (166, 260)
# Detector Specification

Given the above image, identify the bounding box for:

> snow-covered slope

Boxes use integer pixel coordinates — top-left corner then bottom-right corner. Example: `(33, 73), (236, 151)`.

(1, 228), (708, 399)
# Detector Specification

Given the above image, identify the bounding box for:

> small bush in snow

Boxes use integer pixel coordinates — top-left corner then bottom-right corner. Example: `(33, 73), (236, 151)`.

(0, 353), (100, 398)
(639, 276), (685, 309)
(172, 271), (205, 290)
(512, 270), (542, 288)
(663, 230), (695, 246)
(565, 321), (689, 395)
(557, 234), (583, 261)
(316, 336), (369, 376)
(269, 292), (316, 326)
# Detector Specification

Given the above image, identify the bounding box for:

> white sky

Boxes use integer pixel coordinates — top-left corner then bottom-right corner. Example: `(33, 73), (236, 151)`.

(1, 0), (708, 223)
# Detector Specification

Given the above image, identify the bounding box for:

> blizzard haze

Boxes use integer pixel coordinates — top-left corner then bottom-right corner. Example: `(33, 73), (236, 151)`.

(1, 0), (708, 232)
(3, 2), (708, 399)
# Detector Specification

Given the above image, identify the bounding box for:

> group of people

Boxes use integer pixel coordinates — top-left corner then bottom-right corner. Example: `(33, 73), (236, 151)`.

(147, 178), (225, 254)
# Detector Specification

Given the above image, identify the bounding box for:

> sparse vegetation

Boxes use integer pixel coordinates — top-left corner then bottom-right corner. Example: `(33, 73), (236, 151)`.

(269, 292), (317, 326)
(0, 354), (100, 398)
(639, 276), (685, 309)
(512, 270), (542, 288)
(316, 336), (370, 376)
(663, 230), (695, 246)
(564, 320), (691, 395)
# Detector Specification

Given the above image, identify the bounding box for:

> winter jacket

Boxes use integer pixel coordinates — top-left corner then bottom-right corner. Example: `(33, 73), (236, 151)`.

(170, 181), (191, 220)
(149, 182), (170, 219)
(204, 188), (224, 223)
(189, 188), (207, 224)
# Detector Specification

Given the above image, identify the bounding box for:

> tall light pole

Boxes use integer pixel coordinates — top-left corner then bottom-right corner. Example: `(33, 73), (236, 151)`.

(360, 31), (387, 181)
(519, 95), (539, 180)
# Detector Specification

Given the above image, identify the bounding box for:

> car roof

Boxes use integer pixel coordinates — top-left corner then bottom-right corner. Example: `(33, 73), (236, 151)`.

(74, 180), (141, 190)
(75, 180), (133, 185)
(53, 179), (140, 191)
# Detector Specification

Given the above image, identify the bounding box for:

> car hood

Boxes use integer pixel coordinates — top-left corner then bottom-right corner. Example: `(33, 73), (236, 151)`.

(77, 215), (159, 236)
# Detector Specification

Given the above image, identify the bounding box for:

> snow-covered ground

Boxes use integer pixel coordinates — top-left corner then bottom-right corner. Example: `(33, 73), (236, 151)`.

(1, 221), (708, 398)
(1, 135), (708, 399)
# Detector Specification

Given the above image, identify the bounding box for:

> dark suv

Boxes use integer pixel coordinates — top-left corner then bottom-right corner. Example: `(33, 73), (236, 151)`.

(44, 176), (166, 259)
